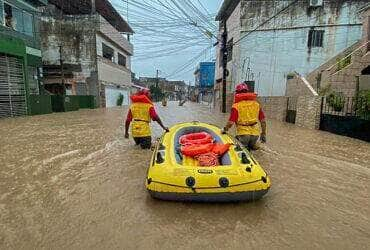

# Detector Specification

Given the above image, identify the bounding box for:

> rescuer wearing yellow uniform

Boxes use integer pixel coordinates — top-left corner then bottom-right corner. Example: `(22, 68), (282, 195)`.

(222, 83), (267, 150)
(125, 89), (169, 149)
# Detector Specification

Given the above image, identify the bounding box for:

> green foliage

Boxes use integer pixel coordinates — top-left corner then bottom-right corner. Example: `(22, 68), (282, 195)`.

(327, 92), (345, 112)
(116, 93), (124, 106)
(356, 90), (370, 120)
(286, 72), (295, 79)
(149, 85), (164, 102)
(336, 55), (351, 72)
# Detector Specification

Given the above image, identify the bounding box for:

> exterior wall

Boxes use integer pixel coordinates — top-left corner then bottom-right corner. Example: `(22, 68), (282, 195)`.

(296, 96), (322, 130)
(41, 14), (99, 103)
(237, 0), (367, 96)
(96, 33), (132, 86)
(97, 15), (133, 56)
(258, 96), (288, 122)
(258, 96), (321, 129)
(359, 75), (370, 91)
(286, 73), (319, 97)
(97, 58), (131, 87)
(302, 41), (370, 97)
(362, 8), (370, 41)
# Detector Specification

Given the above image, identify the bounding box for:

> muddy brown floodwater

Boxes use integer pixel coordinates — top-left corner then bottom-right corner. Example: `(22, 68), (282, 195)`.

(0, 102), (369, 249)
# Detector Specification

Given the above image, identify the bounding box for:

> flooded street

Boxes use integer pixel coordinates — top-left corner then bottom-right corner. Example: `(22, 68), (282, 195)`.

(0, 102), (369, 249)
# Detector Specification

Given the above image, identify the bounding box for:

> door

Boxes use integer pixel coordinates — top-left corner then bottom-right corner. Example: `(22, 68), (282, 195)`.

(0, 54), (27, 118)
(286, 97), (297, 124)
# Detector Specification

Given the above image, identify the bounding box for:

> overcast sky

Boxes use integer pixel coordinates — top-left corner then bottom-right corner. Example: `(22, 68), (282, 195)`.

(110, 0), (223, 84)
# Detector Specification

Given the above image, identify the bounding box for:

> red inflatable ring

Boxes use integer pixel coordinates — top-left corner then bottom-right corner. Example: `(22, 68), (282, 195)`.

(180, 132), (213, 145)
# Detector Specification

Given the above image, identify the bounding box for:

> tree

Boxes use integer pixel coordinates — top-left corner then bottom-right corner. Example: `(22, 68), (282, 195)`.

(116, 93), (124, 106)
(149, 85), (164, 102)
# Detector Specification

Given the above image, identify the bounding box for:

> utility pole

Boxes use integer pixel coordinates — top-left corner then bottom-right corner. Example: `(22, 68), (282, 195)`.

(221, 21), (228, 113)
(156, 69), (159, 88)
(59, 45), (65, 95)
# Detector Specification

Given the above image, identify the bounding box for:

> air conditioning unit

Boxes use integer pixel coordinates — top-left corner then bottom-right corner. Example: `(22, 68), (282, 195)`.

(310, 0), (323, 7)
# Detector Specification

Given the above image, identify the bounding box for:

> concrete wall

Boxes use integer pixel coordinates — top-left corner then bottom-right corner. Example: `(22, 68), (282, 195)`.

(359, 75), (370, 91)
(296, 96), (322, 129)
(41, 12), (134, 107)
(40, 15), (99, 98)
(96, 33), (132, 88)
(303, 41), (370, 97)
(258, 95), (322, 129)
(98, 15), (133, 56)
(286, 74), (317, 97)
(236, 0), (367, 96)
(96, 34), (131, 70)
(258, 96), (288, 122)
(97, 57), (131, 86)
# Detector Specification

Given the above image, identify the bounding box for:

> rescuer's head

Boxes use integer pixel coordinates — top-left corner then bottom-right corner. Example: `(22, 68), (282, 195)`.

(235, 83), (249, 93)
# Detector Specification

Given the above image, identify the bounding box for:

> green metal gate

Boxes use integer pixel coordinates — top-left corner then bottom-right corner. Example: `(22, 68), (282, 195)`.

(0, 54), (27, 118)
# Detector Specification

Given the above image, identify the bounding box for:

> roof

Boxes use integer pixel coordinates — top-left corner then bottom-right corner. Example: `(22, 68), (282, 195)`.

(215, 0), (240, 21)
(48, 0), (134, 33)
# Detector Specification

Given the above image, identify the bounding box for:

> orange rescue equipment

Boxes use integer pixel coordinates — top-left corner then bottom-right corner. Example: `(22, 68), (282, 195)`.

(181, 143), (214, 157)
(234, 93), (257, 103)
(180, 132), (213, 145)
(195, 153), (219, 167)
(130, 94), (152, 104)
(212, 143), (231, 156)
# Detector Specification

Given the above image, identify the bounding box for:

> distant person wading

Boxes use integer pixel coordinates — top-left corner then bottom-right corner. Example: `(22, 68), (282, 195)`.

(125, 89), (169, 149)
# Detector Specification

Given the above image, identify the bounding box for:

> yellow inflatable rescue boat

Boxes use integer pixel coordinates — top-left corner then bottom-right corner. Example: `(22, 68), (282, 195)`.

(146, 122), (271, 202)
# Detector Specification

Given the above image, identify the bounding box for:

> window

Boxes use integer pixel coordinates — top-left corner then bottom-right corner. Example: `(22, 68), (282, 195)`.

(2, 2), (34, 37)
(118, 53), (126, 67)
(308, 30), (324, 48)
(102, 43), (114, 62)
(23, 12), (33, 37)
(227, 38), (233, 62)
(4, 2), (14, 29)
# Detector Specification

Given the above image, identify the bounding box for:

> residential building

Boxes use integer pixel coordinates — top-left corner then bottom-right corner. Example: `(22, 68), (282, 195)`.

(40, 0), (134, 107)
(215, 0), (369, 110)
(0, 0), (47, 118)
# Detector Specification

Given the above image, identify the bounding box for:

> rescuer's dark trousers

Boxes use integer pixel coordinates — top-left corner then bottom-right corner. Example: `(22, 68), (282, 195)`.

(133, 136), (152, 149)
